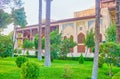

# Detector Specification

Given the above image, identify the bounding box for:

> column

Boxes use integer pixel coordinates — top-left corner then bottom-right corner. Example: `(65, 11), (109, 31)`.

(30, 29), (33, 41)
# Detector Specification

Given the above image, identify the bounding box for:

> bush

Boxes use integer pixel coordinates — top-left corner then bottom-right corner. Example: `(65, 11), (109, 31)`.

(14, 49), (17, 54)
(78, 54), (84, 64)
(63, 65), (72, 79)
(15, 56), (28, 68)
(26, 50), (29, 56)
(23, 39), (34, 49)
(0, 35), (13, 58)
(98, 56), (104, 68)
(14, 49), (22, 56)
(21, 61), (40, 79)
(58, 57), (93, 61)
(112, 71), (120, 79)
(84, 57), (93, 61)
(17, 49), (22, 56)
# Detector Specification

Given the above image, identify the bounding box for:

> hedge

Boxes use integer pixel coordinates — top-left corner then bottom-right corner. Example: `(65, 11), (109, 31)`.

(58, 57), (93, 61)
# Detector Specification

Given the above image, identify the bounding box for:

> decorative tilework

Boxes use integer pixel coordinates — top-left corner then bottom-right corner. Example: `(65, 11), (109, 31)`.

(88, 19), (103, 28)
(62, 23), (74, 30)
(76, 21), (85, 26)
(88, 20), (94, 28)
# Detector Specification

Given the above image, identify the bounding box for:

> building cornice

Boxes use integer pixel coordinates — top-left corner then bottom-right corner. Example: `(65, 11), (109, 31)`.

(17, 15), (102, 31)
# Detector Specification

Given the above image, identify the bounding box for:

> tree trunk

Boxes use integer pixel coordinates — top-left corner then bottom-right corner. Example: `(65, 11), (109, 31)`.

(44, 0), (51, 67)
(116, 0), (120, 43)
(38, 0), (42, 60)
(13, 25), (17, 58)
(91, 0), (100, 79)
(85, 47), (89, 57)
(109, 64), (112, 77)
(12, 8), (17, 58)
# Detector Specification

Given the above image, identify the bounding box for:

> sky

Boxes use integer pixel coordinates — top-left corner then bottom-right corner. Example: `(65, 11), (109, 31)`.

(2, 0), (94, 35)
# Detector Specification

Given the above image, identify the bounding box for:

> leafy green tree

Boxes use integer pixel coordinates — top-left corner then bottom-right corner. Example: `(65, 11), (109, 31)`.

(34, 35), (45, 50)
(84, 29), (95, 56)
(35, 30), (76, 60)
(116, 0), (120, 43)
(12, 7), (27, 27)
(23, 39), (34, 49)
(34, 30), (62, 61)
(9, 0), (27, 58)
(100, 42), (120, 77)
(0, 35), (13, 57)
(0, 9), (11, 34)
(98, 55), (105, 68)
(106, 24), (116, 42)
(50, 30), (62, 61)
(23, 39), (34, 55)
(12, 7), (27, 51)
(60, 38), (77, 59)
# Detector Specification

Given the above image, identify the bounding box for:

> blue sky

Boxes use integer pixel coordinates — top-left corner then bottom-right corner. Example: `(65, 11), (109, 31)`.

(3, 0), (94, 34)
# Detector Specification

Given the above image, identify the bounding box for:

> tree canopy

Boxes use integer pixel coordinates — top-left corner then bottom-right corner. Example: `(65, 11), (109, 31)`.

(100, 42), (120, 76)
(23, 39), (34, 49)
(12, 7), (27, 27)
(60, 38), (77, 59)
(105, 24), (116, 42)
(0, 35), (13, 57)
(0, 9), (11, 33)
(34, 30), (77, 60)
(84, 29), (95, 48)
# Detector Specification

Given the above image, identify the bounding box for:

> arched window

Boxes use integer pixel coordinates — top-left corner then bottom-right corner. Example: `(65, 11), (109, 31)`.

(77, 33), (85, 43)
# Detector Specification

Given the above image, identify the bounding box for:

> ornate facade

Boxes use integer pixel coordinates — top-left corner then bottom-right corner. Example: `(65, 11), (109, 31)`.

(16, 0), (116, 57)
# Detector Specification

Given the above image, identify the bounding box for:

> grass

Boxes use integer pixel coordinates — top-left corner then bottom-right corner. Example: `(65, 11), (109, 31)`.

(0, 57), (120, 79)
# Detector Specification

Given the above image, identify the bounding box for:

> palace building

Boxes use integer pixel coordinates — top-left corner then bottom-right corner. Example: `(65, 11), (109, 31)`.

(16, 0), (116, 57)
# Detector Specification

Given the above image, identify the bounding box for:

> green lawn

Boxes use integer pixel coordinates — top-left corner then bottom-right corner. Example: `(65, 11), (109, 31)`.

(0, 57), (120, 79)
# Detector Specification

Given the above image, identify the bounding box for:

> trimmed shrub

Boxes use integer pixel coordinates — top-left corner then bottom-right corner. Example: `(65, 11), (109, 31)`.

(112, 71), (120, 79)
(84, 57), (93, 61)
(21, 61), (40, 79)
(63, 65), (72, 79)
(58, 57), (93, 61)
(15, 56), (28, 68)
(79, 54), (84, 64)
